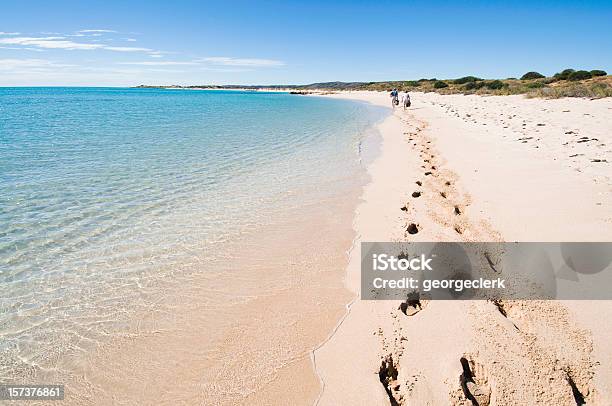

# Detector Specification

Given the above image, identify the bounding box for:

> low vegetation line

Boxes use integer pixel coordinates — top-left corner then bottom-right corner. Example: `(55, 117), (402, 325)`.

(137, 68), (611, 99)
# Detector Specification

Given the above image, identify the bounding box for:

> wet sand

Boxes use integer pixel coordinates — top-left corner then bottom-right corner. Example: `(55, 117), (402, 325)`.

(45, 175), (362, 405)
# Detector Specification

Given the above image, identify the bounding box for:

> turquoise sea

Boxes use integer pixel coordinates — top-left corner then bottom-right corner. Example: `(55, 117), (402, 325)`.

(0, 87), (385, 384)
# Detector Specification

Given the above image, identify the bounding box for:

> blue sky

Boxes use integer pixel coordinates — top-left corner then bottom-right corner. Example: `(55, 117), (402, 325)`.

(1, 0), (610, 86)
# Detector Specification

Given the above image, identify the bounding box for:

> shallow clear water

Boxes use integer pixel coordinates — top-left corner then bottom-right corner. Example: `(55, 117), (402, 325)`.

(0, 87), (385, 381)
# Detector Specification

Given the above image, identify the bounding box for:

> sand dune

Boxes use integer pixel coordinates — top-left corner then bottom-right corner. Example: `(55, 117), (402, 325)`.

(312, 91), (612, 405)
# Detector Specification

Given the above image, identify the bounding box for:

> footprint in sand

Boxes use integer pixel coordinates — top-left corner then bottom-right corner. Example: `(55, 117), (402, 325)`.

(399, 295), (424, 316)
(459, 356), (491, 406)
(378, 355), (400, 405)
(406, 223), (419, 235)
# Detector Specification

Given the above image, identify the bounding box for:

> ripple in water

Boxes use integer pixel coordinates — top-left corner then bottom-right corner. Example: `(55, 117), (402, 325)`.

(0, 87), (385, 383)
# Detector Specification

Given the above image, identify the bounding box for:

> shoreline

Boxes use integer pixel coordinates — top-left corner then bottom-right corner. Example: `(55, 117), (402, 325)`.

(3, 88), (610, 404)
(310, 91), (612, 404)
(1, 89), (388, 405)
(305, 93), (397, 405)
(40, 94), (386, 406)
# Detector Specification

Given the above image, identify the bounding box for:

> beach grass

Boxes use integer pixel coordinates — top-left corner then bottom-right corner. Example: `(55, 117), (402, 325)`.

(353, 73), (612, 99)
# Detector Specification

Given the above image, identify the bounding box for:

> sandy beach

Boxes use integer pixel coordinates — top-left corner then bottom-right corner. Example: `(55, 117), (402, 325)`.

(310, 91), (612, 405)
(3, 2), (611, 404)
(6, 88), (610, 406)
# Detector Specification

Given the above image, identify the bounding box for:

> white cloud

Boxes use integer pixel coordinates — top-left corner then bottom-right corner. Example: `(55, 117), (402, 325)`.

(78, 29), (117, 33)
(125, 38), (137, 42)
(0, 36), (103, 50)
(201, 57), (285, 67)
(0, 32), (20, 36)
(0, 36), (163, 55)
(104, 46), (153, 52)
(147, 51), (167, 58)
(0, 46), (44, 52)
(118, 61), (199, 66)
(0, 58), (72, 70)
(117, 58), (283, 70)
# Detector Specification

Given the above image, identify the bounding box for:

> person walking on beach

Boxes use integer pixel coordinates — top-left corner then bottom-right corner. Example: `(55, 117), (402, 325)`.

(401, 91), (411, 110)
(390, 88), (399, 108)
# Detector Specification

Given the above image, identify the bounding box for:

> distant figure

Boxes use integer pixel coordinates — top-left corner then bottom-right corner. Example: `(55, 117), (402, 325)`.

(401, 91), (411, 110)
(390, 88), (399, 108)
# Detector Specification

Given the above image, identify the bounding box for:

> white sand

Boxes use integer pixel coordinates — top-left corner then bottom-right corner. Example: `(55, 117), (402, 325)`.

(312, 91), (612, 405)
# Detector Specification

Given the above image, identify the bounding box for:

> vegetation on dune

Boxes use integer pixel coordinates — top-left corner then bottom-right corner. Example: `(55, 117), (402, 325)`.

(363, 69), (612, 98)
(453, 76), (483, 84)
(568, 70), (592, 81)
(526, 81), (545, 88)
(553, 69), (575, 81)
(520, 71), (545, 80)
(371, 72), (612, 99)
(527, 80), (612, 98)
(486, 80), (505, 90)
(306, 68), (611, 98)
(464, 81), (486, 90)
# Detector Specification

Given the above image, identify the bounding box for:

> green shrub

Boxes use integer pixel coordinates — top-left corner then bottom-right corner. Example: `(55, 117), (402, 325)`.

(553, 69), (575, 80)
(590, 70), (607, 77)
(405, 81), (421, 87)
(464, 81), (485, 90)
(520, 71), (545, 80)
(568, 70), (592, 81)
(433, 81), (449, 89)
(526, 81), (545, 88)
(486, 80), (505, 90)
(453, 76), (482, 84)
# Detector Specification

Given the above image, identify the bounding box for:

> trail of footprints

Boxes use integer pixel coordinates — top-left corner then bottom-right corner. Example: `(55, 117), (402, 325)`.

(398, 117), (471, 239)
(374, 111), (596, 405)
